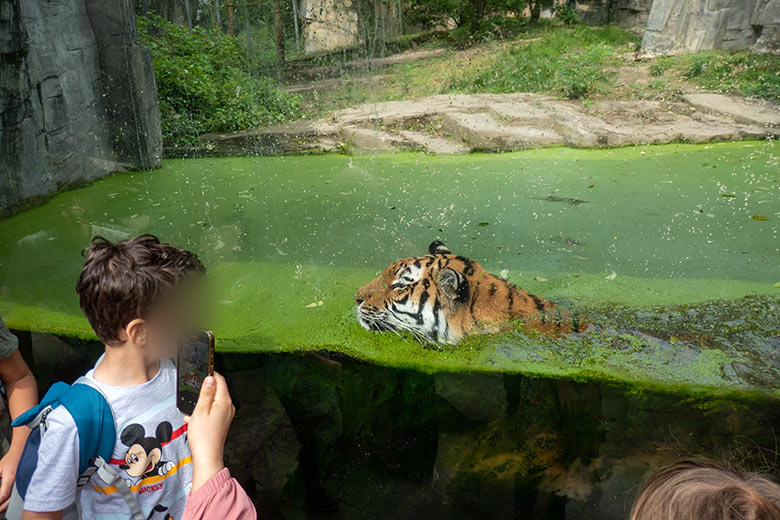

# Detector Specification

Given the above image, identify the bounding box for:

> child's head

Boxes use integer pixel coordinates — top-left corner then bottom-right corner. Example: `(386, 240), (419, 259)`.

(75, 234), (205, 356)
(631, 458), (780, 520)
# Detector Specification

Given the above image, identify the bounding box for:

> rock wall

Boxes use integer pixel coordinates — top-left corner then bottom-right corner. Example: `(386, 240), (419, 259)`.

(300, 0), (402, 54)
(641, 0), (780, 56)
(301, 0), (361, 53)
(0, 0), (161, 217)
(576, 0), (655, 33)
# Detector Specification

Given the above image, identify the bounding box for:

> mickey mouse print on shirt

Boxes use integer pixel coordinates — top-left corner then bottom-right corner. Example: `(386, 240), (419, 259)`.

(119, 422), (176, 482)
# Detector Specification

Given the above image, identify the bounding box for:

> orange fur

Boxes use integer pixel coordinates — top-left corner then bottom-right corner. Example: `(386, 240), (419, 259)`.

(355, 242), (587, 344)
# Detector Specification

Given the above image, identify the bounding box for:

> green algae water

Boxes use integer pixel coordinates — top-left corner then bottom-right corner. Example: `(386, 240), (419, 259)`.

(1, 141), (778, 397)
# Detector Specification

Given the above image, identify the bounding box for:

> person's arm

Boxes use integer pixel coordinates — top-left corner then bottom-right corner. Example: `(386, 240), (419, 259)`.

(21, 510), (65, 520)
(183, 374), (234, 493)
(18, 408), (79, 518)
(182, 468), (255, 520)
(182, 374), (256, 520)
(0, 349), (38, 511)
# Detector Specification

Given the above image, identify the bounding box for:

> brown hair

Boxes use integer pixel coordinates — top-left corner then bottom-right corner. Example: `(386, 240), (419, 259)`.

(75, 234), (205, 345)
(631, 458), (780, 520)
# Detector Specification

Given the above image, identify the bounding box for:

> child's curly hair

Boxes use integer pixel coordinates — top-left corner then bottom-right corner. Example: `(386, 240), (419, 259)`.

(75, 234), (205, 344)
(631, 458), (780, 520)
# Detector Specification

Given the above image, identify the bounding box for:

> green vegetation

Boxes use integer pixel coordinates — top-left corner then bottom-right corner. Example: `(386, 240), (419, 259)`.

(136, 2), (779, 139)
(137, 15), (301, 146)
(301, 22), (641, 115)
(650, 51), (780, 102)
(449, 24), (638, 99)
(298, 18), (780, 117)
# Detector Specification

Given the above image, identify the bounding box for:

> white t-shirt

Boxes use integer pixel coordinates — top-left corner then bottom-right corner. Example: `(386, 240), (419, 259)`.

(24, 358), (193, 519)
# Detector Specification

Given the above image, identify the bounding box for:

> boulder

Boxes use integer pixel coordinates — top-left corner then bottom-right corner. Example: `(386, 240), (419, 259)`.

(641, 0), (780, 56)
(0, 0), (161, 216)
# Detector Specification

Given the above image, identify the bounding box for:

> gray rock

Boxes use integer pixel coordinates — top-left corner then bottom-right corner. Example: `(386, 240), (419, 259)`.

(224, 371), (301, 497)
(641, 0), (780, 56)
(398, 129), (470, 154)
(340, 126), (406, 153)
(434, 372), (506, 421)
(577, 0), (655, 33)
(683, 93), (780, 130)
(85, 0), (162, 170)
(0, 0), (161, 216)
(202, 93), (779, 156)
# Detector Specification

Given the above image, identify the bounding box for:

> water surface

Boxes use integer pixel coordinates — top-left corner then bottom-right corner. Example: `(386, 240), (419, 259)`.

(1, 141), (778, 396)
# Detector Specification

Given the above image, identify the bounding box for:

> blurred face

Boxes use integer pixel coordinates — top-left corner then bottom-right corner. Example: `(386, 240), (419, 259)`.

(143, 280), (209, 359)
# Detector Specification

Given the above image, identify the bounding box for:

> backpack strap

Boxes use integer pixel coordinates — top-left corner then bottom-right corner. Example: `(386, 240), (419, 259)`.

(70, 377), (145, 520)
(74, 455), (144, 520)
(11, 378), (146, 520)
(60, 378), (116, 475)
(12, 382), (71, 430)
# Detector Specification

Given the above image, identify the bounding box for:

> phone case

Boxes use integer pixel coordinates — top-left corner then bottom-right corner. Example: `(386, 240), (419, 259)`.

(176, 330), (215, 415)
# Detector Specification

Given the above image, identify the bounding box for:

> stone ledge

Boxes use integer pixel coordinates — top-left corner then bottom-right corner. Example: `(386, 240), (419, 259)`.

(198, 93), (779, 156)
(682, 93), (780, 129)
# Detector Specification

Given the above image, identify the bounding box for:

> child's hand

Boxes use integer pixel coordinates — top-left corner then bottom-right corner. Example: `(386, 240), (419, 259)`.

(0, 451), (18, 511)
(183, 372), (235, 494)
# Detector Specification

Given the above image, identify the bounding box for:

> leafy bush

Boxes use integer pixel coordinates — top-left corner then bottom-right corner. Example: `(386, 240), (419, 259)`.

(553, 3), (580, 25)
(448, 25), (638, 99)
(138, 15), (301, 146)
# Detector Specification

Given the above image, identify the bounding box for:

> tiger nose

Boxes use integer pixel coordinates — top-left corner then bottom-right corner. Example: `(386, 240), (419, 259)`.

(356, 297), (364, 306)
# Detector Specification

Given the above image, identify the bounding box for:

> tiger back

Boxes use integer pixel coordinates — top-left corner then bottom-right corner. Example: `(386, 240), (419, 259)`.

(355, 241), (588, 344)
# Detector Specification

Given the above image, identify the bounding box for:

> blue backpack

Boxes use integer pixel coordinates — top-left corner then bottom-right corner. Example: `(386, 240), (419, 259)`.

(6, 377), (145, 520)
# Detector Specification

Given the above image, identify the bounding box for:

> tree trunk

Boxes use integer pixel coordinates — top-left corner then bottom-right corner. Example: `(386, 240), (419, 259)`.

(273, 0), (285, 63)
(397, 0), (403, 36)
(291, 0), (300, 51)
(467, 0), (487, 36)
(215, 0), (222, 28)
(184, 0), (192, 30)
(226, 0), (235, 35)
(244, 3), (252, 52)
(530, 0), (541, 22)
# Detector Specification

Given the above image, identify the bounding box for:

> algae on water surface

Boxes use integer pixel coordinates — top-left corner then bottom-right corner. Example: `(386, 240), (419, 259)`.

(0, 141), (778, 397)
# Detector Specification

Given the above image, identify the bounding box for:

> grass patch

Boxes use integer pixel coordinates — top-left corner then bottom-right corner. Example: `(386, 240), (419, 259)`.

(251, 21), (778, 124)
(299, 23), (641, 115)
(448, 24), (639, 99)
(650, 51), (780, 102)
(297, 21), (634, 115)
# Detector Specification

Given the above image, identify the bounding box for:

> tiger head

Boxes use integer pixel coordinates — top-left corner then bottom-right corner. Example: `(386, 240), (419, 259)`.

(355, 241), (586, 344)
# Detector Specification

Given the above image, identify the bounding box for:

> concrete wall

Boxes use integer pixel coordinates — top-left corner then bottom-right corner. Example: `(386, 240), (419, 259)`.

(0, 0), (161, 217)
(641, 0), (780, 56)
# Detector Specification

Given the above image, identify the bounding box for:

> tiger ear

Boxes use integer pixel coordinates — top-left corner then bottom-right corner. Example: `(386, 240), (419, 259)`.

(438, 268), (468, 304)
(428, 240), (451, 255)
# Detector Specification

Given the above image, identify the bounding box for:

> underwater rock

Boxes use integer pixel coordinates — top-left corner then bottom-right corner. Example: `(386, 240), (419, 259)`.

(434, 372), (507, 422)
(223, 368), (301, 507)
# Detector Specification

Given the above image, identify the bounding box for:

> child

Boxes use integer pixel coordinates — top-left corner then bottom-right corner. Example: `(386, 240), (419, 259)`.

(21, 234), (205, 520)
(631, 458), (780, 520)
(0, 317), (38, 513)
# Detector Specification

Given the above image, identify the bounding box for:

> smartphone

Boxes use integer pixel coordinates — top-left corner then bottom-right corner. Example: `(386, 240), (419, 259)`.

(176, 330), (215, 415)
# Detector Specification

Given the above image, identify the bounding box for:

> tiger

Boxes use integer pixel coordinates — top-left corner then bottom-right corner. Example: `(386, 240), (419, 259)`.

(355, 241), (588, 344)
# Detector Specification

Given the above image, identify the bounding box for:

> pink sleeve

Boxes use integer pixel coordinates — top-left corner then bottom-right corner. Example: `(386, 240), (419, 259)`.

(182, 468), (257, 520)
